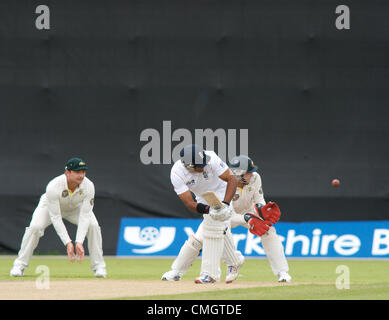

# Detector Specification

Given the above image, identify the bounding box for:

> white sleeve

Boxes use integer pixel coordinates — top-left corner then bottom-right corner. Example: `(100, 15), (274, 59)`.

(208, 153), (229, 177)
(75, 182), (95, 244)
(253, 174), (266, 206)
(46, 186), (72, 246)
(170, 170), (189, 195)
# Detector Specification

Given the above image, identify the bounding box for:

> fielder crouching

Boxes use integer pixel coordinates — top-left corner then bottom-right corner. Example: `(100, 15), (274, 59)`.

(10, 158), (107, 278)
(228, 155), (291, 282)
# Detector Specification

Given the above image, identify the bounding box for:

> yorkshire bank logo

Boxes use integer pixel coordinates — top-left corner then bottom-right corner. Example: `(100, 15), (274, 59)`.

(116, 218), (389, 258)
(123, 226), (176, 254)
(117, 218), (200, 256)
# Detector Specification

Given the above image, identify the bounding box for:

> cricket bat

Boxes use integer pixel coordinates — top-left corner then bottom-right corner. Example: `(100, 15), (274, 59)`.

(202, 191), (223, 210)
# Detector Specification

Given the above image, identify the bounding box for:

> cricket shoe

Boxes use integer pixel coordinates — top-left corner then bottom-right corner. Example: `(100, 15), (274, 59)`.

(94, 267), (107, 278)
(226, 251), (245, 283)
(278, 271), (292, 283)
(161, 270), (182, 281)
(194, 274), (216, 284)
(10, 266), (25, 277)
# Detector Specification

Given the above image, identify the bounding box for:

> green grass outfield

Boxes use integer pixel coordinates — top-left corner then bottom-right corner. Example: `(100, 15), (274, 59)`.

(1, 256), (389, 300)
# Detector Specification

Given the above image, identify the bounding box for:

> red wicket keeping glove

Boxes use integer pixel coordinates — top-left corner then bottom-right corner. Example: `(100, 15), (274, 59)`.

(255, 202), (281, 224)
(244, 213), (272, 237)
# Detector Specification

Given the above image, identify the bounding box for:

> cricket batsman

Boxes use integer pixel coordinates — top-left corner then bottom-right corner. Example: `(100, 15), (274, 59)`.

(10, 158), (107, 278)
(162, 144), (273, 283)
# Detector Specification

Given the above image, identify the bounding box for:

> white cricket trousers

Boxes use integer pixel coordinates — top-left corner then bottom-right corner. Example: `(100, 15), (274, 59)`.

(13, 196), (106, 271)
(230, 214), (289, 275)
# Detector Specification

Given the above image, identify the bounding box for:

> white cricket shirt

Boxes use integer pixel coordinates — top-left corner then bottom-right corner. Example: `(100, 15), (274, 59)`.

(170, 151), (229, 204)
(231, 172), (266, 214)
(43, 174), (95, 245)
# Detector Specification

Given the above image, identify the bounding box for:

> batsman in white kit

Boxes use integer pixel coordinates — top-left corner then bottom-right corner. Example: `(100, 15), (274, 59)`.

(10, 158), (107, 278)
(163, 153), (291, 283)
(162, 144), (241, 283)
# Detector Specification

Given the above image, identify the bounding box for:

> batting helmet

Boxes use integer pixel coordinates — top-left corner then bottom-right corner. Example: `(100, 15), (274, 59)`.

(180, 144), (211, 169)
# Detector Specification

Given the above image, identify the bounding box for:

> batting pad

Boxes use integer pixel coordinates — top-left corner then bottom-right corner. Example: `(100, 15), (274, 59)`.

(221, 228), (242, 267)
(201, 216), (226, 279)
(172, 235), (202, 273)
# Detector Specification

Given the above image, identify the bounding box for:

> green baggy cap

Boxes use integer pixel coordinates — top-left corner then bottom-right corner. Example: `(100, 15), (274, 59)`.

(65, 158), (88, 171)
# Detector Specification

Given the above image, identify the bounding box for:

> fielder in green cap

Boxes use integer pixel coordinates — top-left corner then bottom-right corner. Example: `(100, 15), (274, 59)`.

(65, 157), (88, 171)
(10, 157), (107, 278)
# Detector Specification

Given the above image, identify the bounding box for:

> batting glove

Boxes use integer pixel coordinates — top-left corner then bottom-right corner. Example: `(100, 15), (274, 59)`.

(209, 203), (233, 221)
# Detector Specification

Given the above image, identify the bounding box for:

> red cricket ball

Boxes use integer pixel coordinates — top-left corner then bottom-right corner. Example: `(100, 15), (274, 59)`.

(332, 179), (340, 187)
